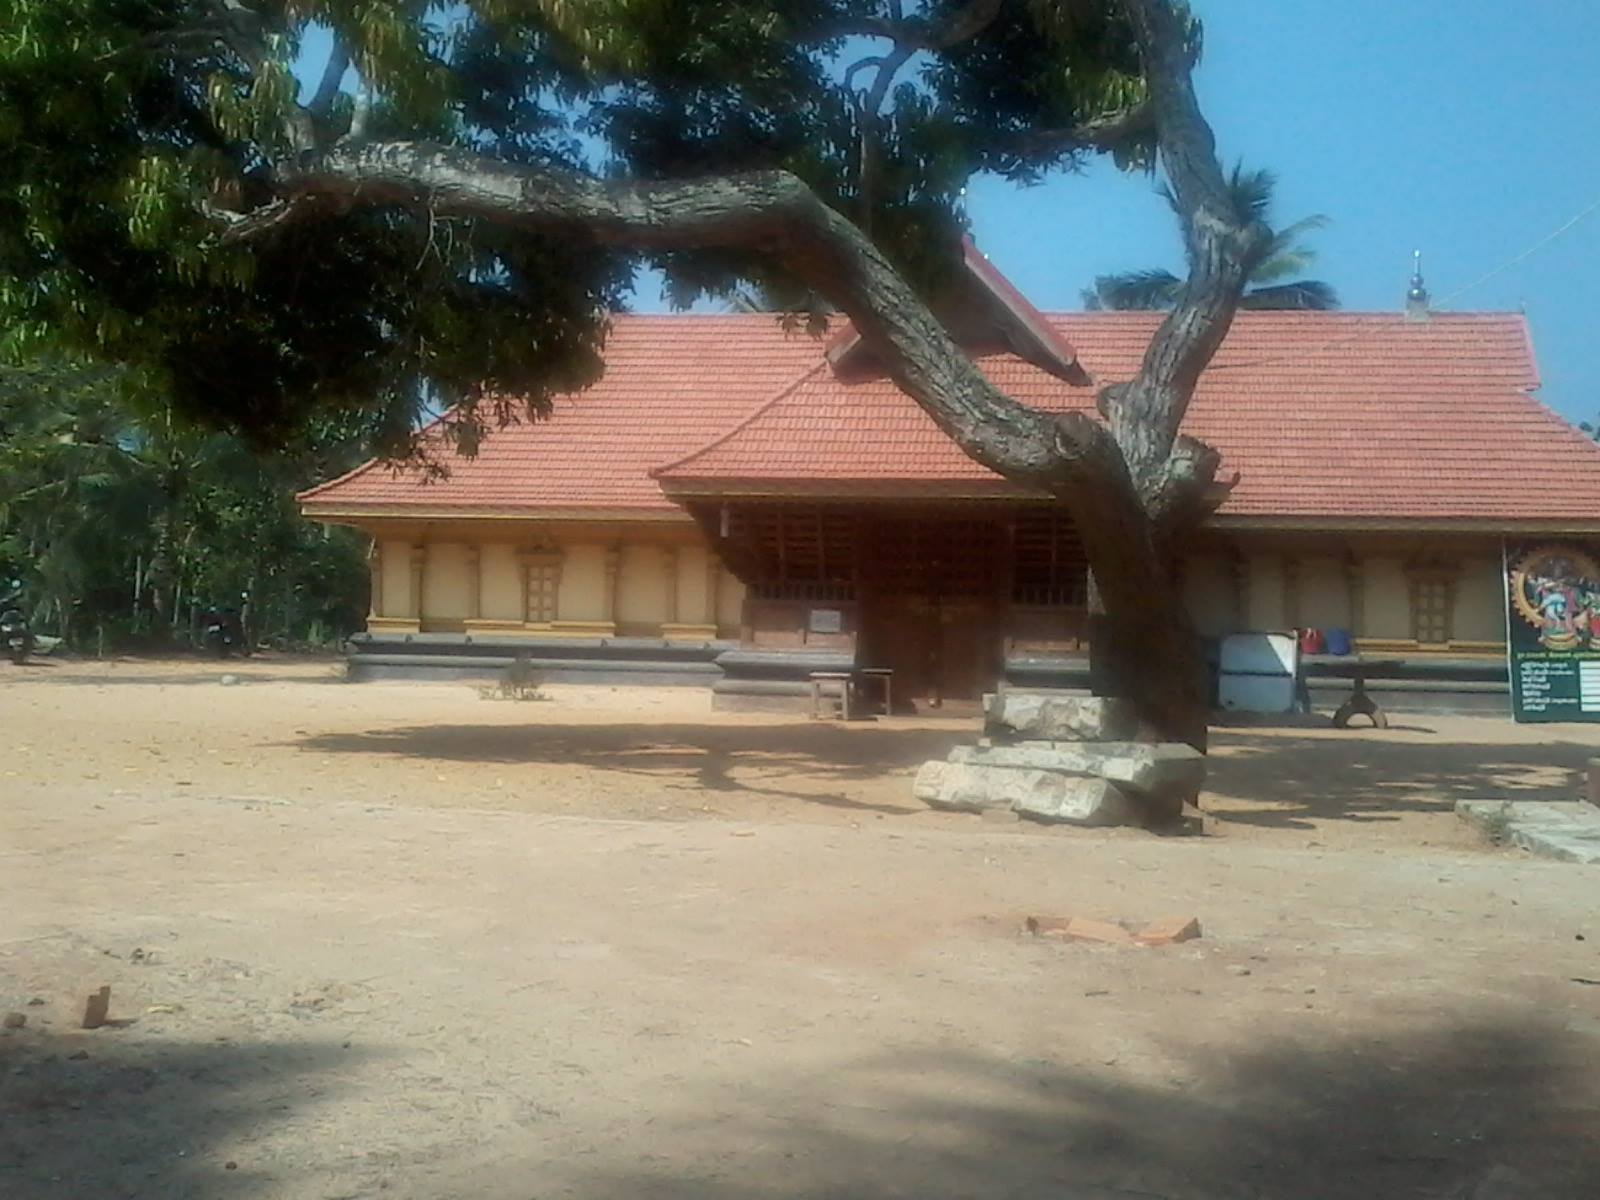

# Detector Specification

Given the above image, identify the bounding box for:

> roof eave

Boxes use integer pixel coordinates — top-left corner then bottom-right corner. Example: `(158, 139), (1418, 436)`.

(298, 501), (693, 523)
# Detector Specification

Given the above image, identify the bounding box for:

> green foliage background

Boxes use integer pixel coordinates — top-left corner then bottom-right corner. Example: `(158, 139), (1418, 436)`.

(0, 359), (369, 651)
(0, 0), (1176, 449)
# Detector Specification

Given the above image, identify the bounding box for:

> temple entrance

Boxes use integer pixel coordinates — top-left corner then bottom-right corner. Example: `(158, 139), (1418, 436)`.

(698, 499), (1089, 712)
(857, 515), (1005, 706)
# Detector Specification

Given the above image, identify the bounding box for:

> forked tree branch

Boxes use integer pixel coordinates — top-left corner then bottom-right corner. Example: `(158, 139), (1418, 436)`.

(307, 35), (350, 119)
(227, 145), (1072, 485)
(216, 0), (1252, 533)
(1107, 0), (1269, 499)
(833, 0), (1007, 52)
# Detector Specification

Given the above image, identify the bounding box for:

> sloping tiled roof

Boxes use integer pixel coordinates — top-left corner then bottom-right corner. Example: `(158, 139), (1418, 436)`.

(302, 309), (1600, 527)
(298, 316), (830, 517)
(659, 312), (1600, 524)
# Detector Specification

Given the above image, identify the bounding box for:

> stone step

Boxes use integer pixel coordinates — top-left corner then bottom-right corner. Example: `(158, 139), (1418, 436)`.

(1457, 800), (1600, 864)
(913, 761), (1137, 827)
(984, 691), (1142, 743)
(948, 741), (1204, 801)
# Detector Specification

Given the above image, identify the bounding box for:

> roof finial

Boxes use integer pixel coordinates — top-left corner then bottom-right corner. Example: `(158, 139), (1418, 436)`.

(1406, 249), (1430, 320)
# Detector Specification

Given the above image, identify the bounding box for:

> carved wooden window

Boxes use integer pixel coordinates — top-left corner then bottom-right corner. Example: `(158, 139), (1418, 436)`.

(520, 551), (563, 624)
(730, 505), (857, 602)
(1011, 509), (1088, 607)
(1409, 574), (1454, 645)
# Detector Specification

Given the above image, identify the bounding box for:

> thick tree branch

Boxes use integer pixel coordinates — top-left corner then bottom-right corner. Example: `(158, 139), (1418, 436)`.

(1108, 0), (1269, 502)
(1004, 101), (1154, 158)
(833, 0), (1007, 51)
(841, 2), (1007, 232)
(307, 35), (350, 119)
(224, 144), (1065, 486)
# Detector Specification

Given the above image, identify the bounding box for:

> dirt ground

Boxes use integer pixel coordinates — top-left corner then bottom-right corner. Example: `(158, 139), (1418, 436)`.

(4, 656), (1600, 1199)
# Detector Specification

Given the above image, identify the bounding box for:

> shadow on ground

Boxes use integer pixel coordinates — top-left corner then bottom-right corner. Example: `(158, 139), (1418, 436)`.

(293, 717), (1596, 831)
(0, 1029), (367, 1198)
(503, 1011), (1600, 1200)
(293, 721), (969, 813)
(1206, 730), (1592, 832)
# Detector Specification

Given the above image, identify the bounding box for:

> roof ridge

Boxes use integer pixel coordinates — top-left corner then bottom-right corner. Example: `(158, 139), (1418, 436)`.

(295, 410), (452, 502)
(1498, 386), (1600, 457)
(651, 358), (833, 479)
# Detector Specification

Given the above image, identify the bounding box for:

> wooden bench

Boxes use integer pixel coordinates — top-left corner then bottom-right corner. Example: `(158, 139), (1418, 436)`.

(808, 668), (894, 720)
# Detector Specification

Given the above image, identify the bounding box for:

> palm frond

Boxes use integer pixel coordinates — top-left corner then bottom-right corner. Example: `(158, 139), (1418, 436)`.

(1089, 269), (1184, 311)
(1227, 163), (1277, 225)
(1272, 213), (1330, 243)
(1250, 247), (1319, 284)
(1239, 280), (1341, 311)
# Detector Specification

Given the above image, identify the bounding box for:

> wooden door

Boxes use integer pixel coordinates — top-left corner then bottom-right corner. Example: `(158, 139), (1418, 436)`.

(937, 598), (1000, 703)
(858, 515), (1004, 706)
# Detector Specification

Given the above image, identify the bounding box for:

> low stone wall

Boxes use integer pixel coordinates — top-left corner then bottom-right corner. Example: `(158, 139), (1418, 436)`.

(344, 632), (730, 685)
(341, 635), (1514, 716)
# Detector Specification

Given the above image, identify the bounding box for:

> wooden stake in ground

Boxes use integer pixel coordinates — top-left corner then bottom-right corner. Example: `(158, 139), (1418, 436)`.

(82, 985), (111, 1030)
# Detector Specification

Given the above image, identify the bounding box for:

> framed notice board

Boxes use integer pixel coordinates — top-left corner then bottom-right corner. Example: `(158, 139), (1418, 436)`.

(1505, 541), (1600, 723)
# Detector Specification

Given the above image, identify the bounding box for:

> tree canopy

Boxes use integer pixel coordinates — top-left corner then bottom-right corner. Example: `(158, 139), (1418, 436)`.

(0, 0), (1186, 457)
(0, 358), (369, 650)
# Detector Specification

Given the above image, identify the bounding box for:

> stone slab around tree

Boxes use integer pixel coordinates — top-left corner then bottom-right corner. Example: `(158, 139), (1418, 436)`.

(982, 691), (1143, 743)
(914, 761), (1138, 827)
(947, 741), (1205, 799)
(1457, 800), (1600, 864)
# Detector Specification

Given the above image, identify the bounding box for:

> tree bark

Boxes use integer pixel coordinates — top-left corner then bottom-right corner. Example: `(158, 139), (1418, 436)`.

(218, 0), (1262, 768)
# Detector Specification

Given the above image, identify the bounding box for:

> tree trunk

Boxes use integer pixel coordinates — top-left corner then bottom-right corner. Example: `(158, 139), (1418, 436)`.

(220, 0), (1261, 780)
(1078, 513), (1209, 749)
(1088, 559), (1208, 743)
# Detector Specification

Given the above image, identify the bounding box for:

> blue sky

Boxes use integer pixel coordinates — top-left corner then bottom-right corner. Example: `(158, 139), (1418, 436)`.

(957, 0), (1600, 422)
(300, 2), (1600, 422)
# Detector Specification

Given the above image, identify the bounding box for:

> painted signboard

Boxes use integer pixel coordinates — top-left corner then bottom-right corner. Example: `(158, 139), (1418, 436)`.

(1505, 541), (1600, 722)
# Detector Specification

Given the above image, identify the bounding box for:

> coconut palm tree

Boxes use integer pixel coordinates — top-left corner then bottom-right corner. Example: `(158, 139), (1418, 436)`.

(1084, 166), (1339, 311)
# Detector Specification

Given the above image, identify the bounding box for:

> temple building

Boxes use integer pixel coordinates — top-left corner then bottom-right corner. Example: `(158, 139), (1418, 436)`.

(298, 245), (1600, 712)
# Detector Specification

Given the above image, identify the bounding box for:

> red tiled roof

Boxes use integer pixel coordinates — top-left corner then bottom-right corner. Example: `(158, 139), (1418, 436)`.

(825, 236), (1087, 384)
(658, 312), (1600, 524)
(298, 316), (830, 516)
(302, 309), (1600, 527)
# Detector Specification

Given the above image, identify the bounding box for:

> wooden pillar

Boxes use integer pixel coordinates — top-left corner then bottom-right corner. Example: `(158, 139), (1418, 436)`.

(663, 545), (680, 625)
(603, 544), (622, 625)
(409, 544), (427, 620)
(367, 540), (383, 618)
(517, 552), (532, 624)
(1282, 555), (1301, 628)
(705, 555), (722, 632)
(548, 552), (564, 621)
(1344, 550), (1366, 637)
(465, 545), (481, 620)
(1230, 550), (1250, 631)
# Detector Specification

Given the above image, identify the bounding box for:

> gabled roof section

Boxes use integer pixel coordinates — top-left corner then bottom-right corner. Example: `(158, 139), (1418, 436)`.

(657, 311), (1600, 526)
(298, 315), (828, 518)
(298, 305), (1600, 530)
(824, 236), (1091, 385)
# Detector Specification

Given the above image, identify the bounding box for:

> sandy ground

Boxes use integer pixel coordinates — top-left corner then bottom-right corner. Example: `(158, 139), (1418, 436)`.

(4, 656), (1600, 1198)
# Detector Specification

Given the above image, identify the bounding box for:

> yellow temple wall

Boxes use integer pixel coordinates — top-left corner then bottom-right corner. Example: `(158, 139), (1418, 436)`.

(358, 519), (742, 641)
(1177, 534), (1511, 655)
(355, 518), (1511, 656)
